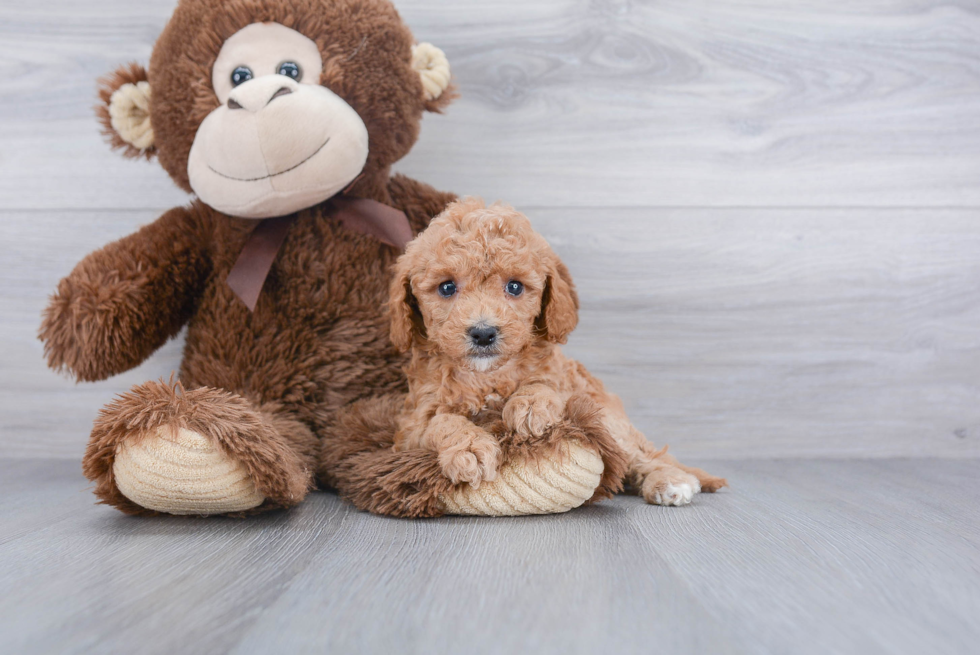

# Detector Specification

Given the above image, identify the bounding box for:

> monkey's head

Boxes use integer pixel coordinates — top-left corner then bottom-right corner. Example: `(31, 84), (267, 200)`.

(98, 0), (455, 219)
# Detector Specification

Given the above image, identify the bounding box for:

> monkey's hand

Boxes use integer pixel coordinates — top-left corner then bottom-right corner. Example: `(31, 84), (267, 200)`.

(39, 206), (211, 381)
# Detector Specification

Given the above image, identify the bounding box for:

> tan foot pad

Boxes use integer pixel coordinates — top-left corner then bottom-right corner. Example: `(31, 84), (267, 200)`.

(438, 440), (604, 516)
(113, 426), (265, 515)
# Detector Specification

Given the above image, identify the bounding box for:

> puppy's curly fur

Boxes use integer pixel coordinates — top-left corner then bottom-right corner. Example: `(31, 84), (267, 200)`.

(389, 198), (727, 504)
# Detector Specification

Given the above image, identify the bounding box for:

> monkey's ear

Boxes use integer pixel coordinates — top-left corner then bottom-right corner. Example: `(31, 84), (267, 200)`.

(412, 43), (457, 113)
(535, 257), (580, 344)
(388, 260), (427, 352)
(96, 63), (156, 159)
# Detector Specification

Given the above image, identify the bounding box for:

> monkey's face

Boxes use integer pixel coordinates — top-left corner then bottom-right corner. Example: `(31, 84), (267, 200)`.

(188, 23), (368, 218)
(96, 0), (455, 220)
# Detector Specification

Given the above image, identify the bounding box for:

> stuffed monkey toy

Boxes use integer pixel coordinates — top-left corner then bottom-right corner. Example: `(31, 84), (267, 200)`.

(40, 0), (624, 517)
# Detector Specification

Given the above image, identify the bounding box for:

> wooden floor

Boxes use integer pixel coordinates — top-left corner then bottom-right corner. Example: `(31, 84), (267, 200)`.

(2, 458), (978, 654)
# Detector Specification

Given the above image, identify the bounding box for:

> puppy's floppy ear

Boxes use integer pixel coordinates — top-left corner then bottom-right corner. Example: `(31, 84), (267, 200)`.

(388, 258), (426, 352)
(535, 257), (579, 344)
(97, 63), (156, 159)
(412, 43), (457, 113)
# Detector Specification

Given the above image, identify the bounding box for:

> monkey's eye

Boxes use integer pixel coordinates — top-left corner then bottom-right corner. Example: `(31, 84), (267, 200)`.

(437, 281), (457, 298)
(506, 280), (524, 297)
(277, 62), (302, 81)
(231, 66), (253, 86)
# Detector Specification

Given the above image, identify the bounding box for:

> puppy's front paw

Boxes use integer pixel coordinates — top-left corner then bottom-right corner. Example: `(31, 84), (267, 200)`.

(437, 429), (501, 488)
(503, 388), (564, 438)
(642, 468), (701, 506)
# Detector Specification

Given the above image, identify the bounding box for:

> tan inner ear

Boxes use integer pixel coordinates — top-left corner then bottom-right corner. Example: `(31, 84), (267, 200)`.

(411, 43), (451, 101)
(109, 81), (154, 150)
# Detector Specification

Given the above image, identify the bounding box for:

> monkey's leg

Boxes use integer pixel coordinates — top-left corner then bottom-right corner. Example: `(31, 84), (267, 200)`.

(83, 380), (317, 516)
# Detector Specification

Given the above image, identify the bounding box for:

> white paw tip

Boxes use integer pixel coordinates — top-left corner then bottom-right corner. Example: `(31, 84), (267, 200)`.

(656, 482), (698, 506)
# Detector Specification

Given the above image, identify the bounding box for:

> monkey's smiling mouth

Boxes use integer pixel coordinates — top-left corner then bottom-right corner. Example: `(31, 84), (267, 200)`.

(208, 137), (331, 182)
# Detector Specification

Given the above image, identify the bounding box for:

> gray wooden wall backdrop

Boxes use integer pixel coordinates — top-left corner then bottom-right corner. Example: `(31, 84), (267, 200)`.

(1, 0), (978, 460)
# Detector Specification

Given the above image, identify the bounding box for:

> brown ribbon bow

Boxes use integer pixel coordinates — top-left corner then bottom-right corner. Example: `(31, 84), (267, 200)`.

(226, 196), (414, 312)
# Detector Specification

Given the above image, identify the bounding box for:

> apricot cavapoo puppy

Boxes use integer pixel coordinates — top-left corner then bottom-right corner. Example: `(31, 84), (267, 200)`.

(388, 198), (726, 506)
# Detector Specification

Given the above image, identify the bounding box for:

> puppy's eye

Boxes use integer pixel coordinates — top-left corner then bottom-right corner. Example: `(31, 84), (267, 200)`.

(506, 280), (524, 297)
(231, 66), (253, 86)
(437, 281), (457, 298)
(277, 61), (302, 81)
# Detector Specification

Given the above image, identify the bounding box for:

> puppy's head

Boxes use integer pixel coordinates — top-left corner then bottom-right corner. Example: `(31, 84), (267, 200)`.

(389, 198), (578, 371)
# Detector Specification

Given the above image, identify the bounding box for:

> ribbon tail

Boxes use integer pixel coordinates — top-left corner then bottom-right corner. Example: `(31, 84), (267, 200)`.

(226, 215), (296, 311)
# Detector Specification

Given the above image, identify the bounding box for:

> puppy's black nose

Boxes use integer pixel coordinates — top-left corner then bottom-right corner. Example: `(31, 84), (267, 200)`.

(468, 325), (498, 347)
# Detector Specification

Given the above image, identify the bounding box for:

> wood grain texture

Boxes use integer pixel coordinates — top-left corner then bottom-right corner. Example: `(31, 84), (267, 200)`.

(532, 207), (980, 459)
(4, 208), (978, 459)
(1, 458), (978, 654)
(0, 0), (978, 209)
(0, 210), (184, 459)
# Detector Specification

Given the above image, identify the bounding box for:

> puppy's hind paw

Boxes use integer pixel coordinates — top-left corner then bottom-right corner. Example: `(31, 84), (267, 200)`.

(642, 469), (701, 507)
(650, 481), (698, 506)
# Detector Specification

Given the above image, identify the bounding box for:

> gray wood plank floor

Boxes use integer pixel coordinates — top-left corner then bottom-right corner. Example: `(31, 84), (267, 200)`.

(2, 458), (978, 655)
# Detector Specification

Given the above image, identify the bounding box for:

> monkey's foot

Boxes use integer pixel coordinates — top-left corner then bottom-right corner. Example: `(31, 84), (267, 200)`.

(113, 426), (265, 515)
(83, 380), (314, 516)
(438, 440), (604, 516)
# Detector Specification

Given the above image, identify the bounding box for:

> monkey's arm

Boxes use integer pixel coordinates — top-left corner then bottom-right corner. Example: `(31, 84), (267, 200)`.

(387, 174), (457, 233)
(39, 205), (212, 382)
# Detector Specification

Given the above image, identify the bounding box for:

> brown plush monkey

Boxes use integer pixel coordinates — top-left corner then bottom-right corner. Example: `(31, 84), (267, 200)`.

(40, 0), (626, 518)
(39, 0), (460, 516)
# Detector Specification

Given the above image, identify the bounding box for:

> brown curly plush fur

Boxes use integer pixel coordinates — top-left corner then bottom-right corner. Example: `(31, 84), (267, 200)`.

(318, 393), (628, 517)
(39, 0), (459, 514)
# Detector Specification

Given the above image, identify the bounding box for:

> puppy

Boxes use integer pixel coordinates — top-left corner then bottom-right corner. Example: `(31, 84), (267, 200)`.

(388, 198), (727, 505)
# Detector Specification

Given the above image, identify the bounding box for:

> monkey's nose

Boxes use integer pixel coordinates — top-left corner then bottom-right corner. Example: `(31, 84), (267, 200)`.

(268, 87), (293, 102)
(226, 77), (297, 111)
(468, 325), (498, 347)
